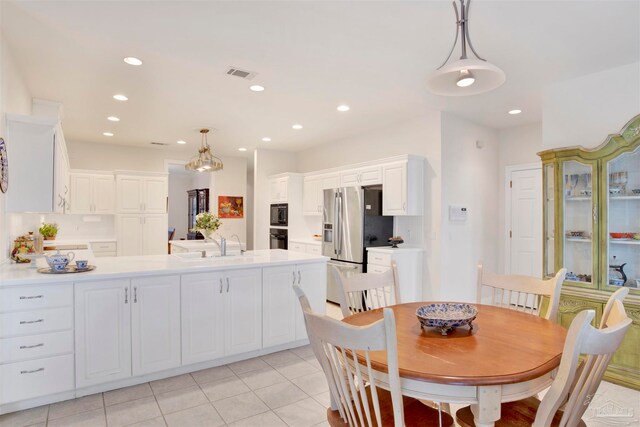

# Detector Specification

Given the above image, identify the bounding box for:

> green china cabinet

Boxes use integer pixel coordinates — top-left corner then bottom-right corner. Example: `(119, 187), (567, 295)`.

(539, 114), (640, 390)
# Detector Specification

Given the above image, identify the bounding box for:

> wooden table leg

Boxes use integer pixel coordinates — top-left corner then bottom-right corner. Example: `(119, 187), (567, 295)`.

(470, 385), (501, 427)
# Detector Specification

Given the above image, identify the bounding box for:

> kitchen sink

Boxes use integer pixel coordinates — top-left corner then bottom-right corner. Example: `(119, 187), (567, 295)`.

(172, 252), (255, 261)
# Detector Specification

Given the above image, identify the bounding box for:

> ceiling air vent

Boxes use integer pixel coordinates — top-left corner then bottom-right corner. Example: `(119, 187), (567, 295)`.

(150, 142), (168, 146)
(225, 67), (257, 80)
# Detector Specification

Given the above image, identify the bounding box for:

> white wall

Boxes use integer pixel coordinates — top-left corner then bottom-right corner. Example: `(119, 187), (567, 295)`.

(497, 123), (543, 274)
(0, 13), (33, 261)
(253, 149), (298, 250)
(295, 111), (443, 299)
(439, 113), (499, 302)
(543, 62), (640, 149)
(168, 173), (191, 240)
(210, 156), (247, 242)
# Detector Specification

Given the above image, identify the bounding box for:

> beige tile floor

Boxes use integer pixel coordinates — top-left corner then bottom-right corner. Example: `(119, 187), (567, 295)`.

(0, 303), (637, 427)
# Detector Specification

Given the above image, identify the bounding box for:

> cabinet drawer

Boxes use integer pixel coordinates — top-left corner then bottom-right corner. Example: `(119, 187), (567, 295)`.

(0, 284), (73, 313)
(94, 251), (116, 258)
(307, 245), (322, 255)
(0, 307), (73, 338)
(0, 354), (74, 404)
(90, 241), (117, 253)
(368, 252), (391, 266)
(290, 243), (305, 253)
(0, 330), (74, 364)
(368, 264), (391, 274)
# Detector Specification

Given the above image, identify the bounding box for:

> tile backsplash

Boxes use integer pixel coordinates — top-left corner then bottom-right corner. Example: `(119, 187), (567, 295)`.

(8, 213), (115, 243)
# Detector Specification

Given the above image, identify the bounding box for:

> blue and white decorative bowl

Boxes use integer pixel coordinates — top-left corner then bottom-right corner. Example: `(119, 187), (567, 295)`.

(416, 303), (478, 336)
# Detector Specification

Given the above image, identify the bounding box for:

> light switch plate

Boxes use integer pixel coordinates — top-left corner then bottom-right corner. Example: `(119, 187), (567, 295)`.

(449, 205), (468, 221)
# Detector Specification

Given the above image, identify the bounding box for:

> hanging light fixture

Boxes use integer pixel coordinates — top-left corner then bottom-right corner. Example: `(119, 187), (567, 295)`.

(185, 129), (223, 172)
(427, 0), (505, 96)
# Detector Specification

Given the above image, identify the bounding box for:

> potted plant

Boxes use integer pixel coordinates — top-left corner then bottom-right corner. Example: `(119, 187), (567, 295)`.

(39, 223), (58, 240)
(192, 212), (221, 240)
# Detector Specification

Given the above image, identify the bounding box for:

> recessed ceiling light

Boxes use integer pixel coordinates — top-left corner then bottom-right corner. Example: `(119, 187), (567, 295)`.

(337, 105), (350, 112)
(262, 137), (271, 142)
(103, 132), (114, 137)
(123, 57), (143, 66)
(107, 116), (120, 122)
(177, 140), (187, 145)
(113, 94), (128, 101)
(238, 147), (247, 152)
(249, 85), (265, 92)
(292, 124), (303, 130)
(508, 109), (522, 115)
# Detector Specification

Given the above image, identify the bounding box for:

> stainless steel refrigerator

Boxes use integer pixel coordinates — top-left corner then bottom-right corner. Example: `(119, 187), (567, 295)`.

(322, 185), (393, 303)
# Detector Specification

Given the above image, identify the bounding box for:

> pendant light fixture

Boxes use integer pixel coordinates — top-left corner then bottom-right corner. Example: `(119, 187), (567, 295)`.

(185, 129), (223, 172)
(427, 0), (505, 96)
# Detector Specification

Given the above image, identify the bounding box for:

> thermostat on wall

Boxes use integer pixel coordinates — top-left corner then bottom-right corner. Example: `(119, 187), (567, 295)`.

(449, 205), (468, 221)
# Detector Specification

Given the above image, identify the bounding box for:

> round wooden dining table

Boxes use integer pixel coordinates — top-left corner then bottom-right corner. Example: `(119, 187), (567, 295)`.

(342, 302), (567, 427)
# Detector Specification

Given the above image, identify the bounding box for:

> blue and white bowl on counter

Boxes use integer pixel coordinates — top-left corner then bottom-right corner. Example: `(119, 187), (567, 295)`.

(416, 303), (478, 336)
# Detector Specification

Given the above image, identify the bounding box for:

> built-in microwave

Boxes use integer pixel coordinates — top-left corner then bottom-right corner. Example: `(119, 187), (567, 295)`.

(270, 203), (288, 226)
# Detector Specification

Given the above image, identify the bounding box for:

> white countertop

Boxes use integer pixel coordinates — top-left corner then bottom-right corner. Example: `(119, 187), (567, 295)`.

(0, 250), (328, 287)
(43, 237), (117, 246)
(169, 239), (243, 250)
(366, 246), (424, 253)
(289, 238), (322, 246)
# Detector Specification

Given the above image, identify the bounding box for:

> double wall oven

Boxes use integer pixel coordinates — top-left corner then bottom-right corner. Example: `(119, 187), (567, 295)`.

(269, 203), (288, 249)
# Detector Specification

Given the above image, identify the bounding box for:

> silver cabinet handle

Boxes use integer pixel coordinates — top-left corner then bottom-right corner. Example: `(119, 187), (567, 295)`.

(134, 287), (138, 303)
(298, 271), (302, 285)
(219, 278), (223, 293)
(140, 202), (143, 211)
(20, 343), (44, 349)
(226, 278), (230, 293)
(125, 288), (128, 304)
(21, 368), (44, 374)
(402, 202), (406, 211)
(19, 295), (43, 300)
(20, 319), (44, 325)
(593, 206), (597, 223)
(292, 271), (296, 284)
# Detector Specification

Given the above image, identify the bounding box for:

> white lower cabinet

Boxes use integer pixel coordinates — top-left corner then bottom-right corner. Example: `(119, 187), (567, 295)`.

(75, 276), (180, 387)
(263, 263), (327, 344)
(75, 280), (131, 388)
(131, 276), (181, 376)
(181, 268), (262, 365)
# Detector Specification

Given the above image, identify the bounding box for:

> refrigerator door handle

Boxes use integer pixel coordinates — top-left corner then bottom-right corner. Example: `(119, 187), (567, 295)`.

(334, 192), (341, 255)
(336, 192), (343, 255)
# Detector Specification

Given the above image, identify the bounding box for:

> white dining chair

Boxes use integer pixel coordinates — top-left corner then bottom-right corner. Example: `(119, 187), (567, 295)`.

(476, 263), (567, 321)
(456, 302), (632, 427)
(332, 262), (400, 319)
(600, 287), (629, 328)
(293, 285), (453, 427)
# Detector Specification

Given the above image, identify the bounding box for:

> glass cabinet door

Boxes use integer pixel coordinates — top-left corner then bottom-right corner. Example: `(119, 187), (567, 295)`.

(562, 160), (596, 287)
(543, 163), (555, 278)
(604, 145), (640, 292)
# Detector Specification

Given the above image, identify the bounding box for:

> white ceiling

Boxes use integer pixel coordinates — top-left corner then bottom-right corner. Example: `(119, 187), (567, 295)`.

(3, 1), (639, 156)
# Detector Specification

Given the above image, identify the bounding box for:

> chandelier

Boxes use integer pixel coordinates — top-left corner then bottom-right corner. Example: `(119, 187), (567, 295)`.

(426, 0), (505, 96)
(185, 129), (223, 172)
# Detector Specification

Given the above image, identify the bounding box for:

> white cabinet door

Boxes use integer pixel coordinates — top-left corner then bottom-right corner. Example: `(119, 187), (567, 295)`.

(69, 174), (92, 213)
(117, 215), (143, 256)
(340, 170), (360, 187)
(182, 272), (226, 365)
(117, 176), (143, 213)
(131, 276), (181, 376)
(321, 174), (340, 190)
(269, 178), (288, 202)
(144, 177), (168, 213)
(75, 280), (131, 388)
(295, 263), (327, 340)
(262, 265), (297, 347)
(359, 166), (382, 185)
(382, 162), (407, 215)
(303, 177), (321, 215)
(142, 215), (168, 255)
(289, 242), (306, 253)
(93, 175), (115, 214)
(225, 269), (262, 356)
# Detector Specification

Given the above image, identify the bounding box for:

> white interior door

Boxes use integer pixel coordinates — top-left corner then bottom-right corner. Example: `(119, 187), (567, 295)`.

(507, 167), (543, 277)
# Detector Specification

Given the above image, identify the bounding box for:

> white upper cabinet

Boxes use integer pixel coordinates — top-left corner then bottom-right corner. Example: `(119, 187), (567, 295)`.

(68, 171), (114, 214)
(303, 173), (339, 215)
(382, 158), (423, 216)
(340, 166), (382, 187)
(269, 176), (289, 203)
(5, 115), (69, 213)
(116, 173), (168, 213)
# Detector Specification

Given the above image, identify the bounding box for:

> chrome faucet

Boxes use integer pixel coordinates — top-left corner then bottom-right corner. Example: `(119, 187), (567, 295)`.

(230, 234), (245, 255)
(211, 234), (227, 257)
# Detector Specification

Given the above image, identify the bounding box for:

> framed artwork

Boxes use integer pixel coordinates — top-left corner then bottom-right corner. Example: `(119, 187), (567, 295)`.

(218, 195), (243, 218)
